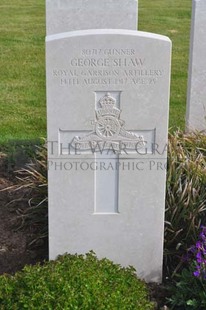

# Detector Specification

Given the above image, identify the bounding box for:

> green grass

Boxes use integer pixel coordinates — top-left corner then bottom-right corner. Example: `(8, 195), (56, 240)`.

(0, 0), (192, 142)
(138, 0), (192, 130)
(0, 0), (46, 142)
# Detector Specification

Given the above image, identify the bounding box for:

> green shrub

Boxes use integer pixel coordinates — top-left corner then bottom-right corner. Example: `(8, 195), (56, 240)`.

(0, 252), (154, 310)
(165, 131), (206, 277)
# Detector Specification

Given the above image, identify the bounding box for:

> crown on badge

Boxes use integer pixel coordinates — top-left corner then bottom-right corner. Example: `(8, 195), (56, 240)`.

(99, 93), (116, 108)
(96, 93), (121, 119)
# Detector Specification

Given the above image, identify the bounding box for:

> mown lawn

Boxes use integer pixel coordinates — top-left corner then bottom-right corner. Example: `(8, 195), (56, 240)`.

(0, 0), (192, 143)
(139, 0), (192, 130)
(0, 0), (45, 143)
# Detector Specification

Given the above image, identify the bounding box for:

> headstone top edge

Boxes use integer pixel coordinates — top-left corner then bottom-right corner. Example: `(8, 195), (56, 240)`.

(46, 29), (171, 43)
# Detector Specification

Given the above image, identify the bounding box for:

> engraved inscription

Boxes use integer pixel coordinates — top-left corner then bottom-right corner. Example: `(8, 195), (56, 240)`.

(81, 48), (136, 56)
(52, 48), (164, 87)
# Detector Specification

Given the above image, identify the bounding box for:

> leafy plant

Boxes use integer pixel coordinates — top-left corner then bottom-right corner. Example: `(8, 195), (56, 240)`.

(168, 226), (206, 309)
(190, 226), (206, 279)
(0, 252), (154, 310)
(168, 265), (206, 310)
(165, 130), (206, 277)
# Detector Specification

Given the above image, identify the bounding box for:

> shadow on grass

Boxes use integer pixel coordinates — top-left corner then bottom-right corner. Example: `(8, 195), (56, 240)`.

(0, 138), (45, 174)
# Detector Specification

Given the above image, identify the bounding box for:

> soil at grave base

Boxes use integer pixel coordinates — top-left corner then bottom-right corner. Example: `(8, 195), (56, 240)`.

(0, 153), (48, 275)
(0, 153), (170, 309)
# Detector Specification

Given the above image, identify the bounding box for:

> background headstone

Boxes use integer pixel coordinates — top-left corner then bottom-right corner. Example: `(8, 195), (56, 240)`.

(46, 0), (138, 35)
(46, 29), (171, 283)
(186, 0), (206, 132)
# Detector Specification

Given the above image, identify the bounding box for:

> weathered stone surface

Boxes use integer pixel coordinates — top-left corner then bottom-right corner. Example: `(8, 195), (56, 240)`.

(186, 0), (206, 132)
(46, 29), (171, 282)
(46, 0), (138, 35)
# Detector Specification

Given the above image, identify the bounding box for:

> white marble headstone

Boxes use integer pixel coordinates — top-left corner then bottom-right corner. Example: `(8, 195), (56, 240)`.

(46, 29), (171, 283)
(46, 0), (138, 35)
(186, 0), (206, 132)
